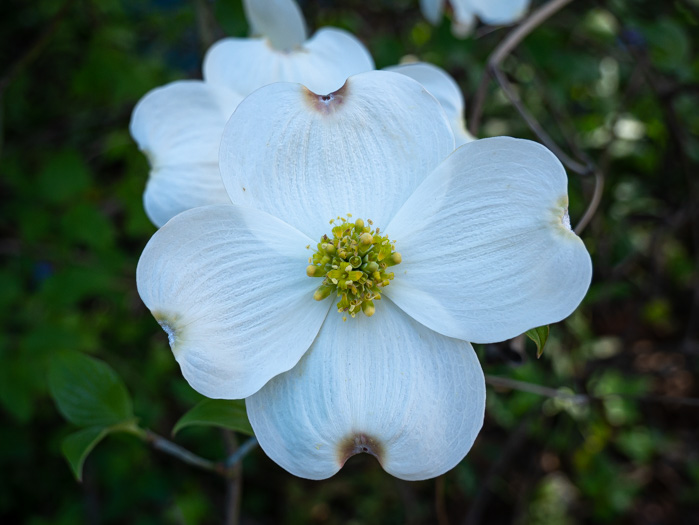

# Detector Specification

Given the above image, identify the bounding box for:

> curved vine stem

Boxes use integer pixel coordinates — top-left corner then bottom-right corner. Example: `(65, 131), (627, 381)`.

(138, 429), (258, 477)
(468, 0), (595, 177)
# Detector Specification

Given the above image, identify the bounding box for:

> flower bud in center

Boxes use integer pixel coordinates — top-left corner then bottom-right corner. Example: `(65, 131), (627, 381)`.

(306, 215), (401, 319)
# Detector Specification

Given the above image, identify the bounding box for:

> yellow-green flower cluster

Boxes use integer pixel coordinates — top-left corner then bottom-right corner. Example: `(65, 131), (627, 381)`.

(307, 215), (401, 318)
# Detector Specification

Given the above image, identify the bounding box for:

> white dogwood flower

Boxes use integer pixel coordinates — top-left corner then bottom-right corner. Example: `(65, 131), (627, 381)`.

(421, 0), (530, 37)
(129, 0), (374, 227)
(136, 71), (592, 480)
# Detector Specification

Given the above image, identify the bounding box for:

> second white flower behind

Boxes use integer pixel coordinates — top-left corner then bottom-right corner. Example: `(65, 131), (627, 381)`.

(421, 0), (531, 37)
(129, 0), (374, 227)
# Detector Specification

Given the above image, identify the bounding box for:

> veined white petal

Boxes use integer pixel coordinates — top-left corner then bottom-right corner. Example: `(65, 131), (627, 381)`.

(420, 0), (445, 25)
(247, 300), (485, 480)
(219, 70), (454, 239)
(130, 80), (242, 167)
(386, 137), (592, 344)
(136, 205), (330, 399)
(144, 163), (231, 228)
(242, 0), (307, 50)
(203, 28), (374, 97)
(386, 62), (475, 146)
(471, 0), (530, 25)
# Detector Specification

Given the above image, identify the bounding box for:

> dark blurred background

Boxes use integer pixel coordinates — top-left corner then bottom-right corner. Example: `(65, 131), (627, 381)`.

(1, 0), (698, 523)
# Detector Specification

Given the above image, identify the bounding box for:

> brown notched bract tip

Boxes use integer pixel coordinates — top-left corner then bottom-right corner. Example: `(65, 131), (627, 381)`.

(337, 433), (384, 466)
(303, 80), (349, 114)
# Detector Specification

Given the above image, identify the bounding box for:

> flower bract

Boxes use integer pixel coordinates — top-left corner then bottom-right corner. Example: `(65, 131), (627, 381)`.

(137, 70), (592, 480)
(421, 0), (531, 37)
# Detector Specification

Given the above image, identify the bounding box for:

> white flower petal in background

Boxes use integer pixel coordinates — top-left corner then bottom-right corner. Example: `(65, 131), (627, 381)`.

(421, 0), (530, 37)
(143, 163), (231, 230)
(219, 70), (454, 239)
(247, 299), (485, 481)
(132, 0), (374, 228)
(450, 2), (477, 37)
(203, 28), (374, 97)
(242, 0), (307, 50)
(419, 0), (444, 24)
(386, 62), (475, 146)
(130, 80), (242, 167)
(136, 205), (330, 399)
(129, 81), (242, 226)
(386, 137), (592, 343)
(468, 0), (531, 25)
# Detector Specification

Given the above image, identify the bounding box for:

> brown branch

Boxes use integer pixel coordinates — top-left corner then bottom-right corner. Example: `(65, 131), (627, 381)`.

(485, 374), (699, 408)
(468, 0), (595, 176)
(469, 0), (574, 135)
(192, 0), (225, 52)
(223, 431), (242, 525)
(143, 429), (226, 475)
(138, 429), (259, 478)
(573, 168), (604, 235)
(435, 475), (450, 525)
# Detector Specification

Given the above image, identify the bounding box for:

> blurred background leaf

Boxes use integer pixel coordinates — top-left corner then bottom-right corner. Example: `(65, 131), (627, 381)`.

(49, 351), (134, 427)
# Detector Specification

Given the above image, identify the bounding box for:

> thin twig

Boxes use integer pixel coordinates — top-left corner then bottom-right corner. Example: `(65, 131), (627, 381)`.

(469, 0), (573, 135)
(192, 0), (225, 51)
(139, 430), (259, 477)
(573, 168), (604, 234)
(225, 437), (259, 469)
(486, 375), (588, 403)
(435, 475), (450, 525)
(143, 430), (225, 474)
(468, 0), (594, 176)
(485, 374), (699, 408)
(222, 431), (242, 525)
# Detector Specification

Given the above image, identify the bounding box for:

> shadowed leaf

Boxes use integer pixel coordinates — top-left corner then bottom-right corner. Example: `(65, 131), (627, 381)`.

(49, 351), (133, 427)
(61, 426), (109, 482)
(173, 399), (254, 436)
(526, 325), (550, 358)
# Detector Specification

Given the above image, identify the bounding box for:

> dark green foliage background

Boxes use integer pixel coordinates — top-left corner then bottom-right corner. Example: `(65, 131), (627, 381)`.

(1, 0), (698, 523)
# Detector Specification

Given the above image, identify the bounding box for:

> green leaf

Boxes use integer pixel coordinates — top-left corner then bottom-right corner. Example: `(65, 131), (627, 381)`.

(61, 426), (109, 482)
(525, 325), (550, 358)
(37, 150), (91, 204)
(48, 351), (133, 427)
(173, 399), (254, 437)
